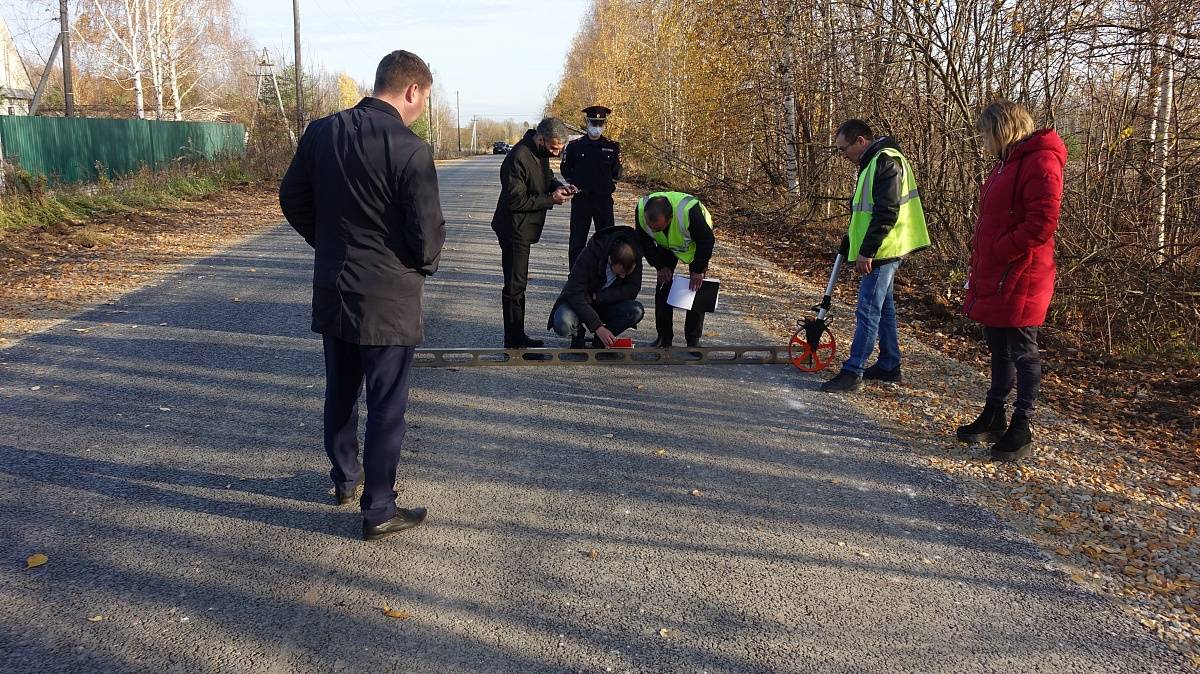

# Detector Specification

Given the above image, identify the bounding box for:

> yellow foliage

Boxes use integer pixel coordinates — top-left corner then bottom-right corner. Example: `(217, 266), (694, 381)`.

(337, 73), (364, 111)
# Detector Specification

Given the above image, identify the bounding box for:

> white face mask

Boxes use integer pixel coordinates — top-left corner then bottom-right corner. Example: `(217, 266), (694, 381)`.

(587, 124), (604, 139)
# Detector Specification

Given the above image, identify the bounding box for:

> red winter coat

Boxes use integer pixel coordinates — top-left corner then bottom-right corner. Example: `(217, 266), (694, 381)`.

(964, 129), (1066, 328)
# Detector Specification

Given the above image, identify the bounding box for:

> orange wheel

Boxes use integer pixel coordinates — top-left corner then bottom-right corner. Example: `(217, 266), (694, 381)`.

(789, 327), (837, 372)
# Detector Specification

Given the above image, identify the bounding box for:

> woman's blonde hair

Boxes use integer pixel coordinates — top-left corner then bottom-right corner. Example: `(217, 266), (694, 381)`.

(977, 100), (1035, 158)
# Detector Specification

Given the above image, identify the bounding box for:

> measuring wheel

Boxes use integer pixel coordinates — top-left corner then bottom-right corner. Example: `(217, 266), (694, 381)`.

(789, 318), (837, 372)
(789, 253), (846, 373)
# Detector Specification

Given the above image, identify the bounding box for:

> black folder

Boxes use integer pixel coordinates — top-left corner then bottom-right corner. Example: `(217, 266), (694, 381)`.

(668, 277), (720, 312)
(693, 279), (720, 312)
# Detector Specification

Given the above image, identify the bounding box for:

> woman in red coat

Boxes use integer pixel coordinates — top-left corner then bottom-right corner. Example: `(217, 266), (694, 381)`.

(957, 101), (1067, 462)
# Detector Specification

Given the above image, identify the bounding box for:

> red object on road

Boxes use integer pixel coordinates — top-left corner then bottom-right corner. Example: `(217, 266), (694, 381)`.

(610, 338), (634, 349)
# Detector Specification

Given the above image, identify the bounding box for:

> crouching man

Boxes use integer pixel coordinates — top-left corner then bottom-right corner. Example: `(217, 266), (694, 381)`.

(548, 226), (644, 348)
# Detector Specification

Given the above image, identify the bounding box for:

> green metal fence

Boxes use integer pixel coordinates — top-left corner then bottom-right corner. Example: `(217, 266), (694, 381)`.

(0, 116), (246, 183)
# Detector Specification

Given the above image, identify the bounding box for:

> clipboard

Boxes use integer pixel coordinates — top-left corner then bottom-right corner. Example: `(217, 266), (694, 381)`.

(666, 277), (720, 312)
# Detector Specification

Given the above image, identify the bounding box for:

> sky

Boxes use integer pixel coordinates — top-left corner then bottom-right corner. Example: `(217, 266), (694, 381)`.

(0, 0), (591, 124)
(233, 0), (591, 124)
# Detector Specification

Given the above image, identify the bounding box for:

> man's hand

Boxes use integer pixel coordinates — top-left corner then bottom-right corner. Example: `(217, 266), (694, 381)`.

(855, 255), (873, 275)
(657, 267), (674, 287)
(689, 271), (705, 291)
(552, 187), (572, 205)
(595, 326), (616, 348)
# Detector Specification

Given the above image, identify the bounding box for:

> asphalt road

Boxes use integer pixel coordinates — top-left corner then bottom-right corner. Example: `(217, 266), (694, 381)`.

(0, 156), (1184, 673)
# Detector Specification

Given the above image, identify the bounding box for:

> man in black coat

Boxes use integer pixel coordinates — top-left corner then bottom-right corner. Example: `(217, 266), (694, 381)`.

(279, 50), (445, 542)
(490, 117), (574, 348)
(560, 105), (622, 269)
(548, 226), (644, 349)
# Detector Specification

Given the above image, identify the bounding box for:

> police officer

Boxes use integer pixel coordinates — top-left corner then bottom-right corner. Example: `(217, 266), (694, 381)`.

(560, 105), (622, 269)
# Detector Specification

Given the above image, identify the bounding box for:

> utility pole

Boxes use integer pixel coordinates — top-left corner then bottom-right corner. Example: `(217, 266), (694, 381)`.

(59, 0), (75, 117)
(248, 49), (296, 147)
(29, 33), (64, 115)
(292, 0), (303, 138)
(456, 91), (461, 153)
(427, 71), (434, 150)
(471, 115), (477, 154)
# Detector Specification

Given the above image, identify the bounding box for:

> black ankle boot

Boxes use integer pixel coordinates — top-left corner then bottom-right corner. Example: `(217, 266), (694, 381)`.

(956, 400), (1007, 443)
(990, 412), (1033, 461)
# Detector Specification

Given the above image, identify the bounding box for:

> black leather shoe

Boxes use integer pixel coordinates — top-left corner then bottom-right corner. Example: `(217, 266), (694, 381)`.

(334, 478), (363, 506)
(685, 337), (700, 347)
(569, 334), (587, 349)
(863, 363), (902, 382)
(362, 507), (428, 541)
(649, 335), (673, 348)
(820, 369), (863, 393)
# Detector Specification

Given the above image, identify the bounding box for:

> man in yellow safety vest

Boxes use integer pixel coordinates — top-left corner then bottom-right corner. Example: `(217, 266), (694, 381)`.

(634, 191), (716, 347)
(822, 119), (930, 393)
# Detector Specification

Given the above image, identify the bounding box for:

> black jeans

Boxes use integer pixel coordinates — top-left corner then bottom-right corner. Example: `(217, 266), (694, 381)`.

(322, 336), (415, 526)
(551, 300), (644, 338)
(983, 326), (1041, 417)
(497, 233), (533, 344)
(654, 278), (705, 345)
(568, 194), (615, 269)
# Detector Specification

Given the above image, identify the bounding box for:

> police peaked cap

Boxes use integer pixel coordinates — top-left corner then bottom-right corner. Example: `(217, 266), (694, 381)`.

(582, 105), (612, 122)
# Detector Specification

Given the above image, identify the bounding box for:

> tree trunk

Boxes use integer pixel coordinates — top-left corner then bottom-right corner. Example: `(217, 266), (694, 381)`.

(1150, 34), (1174, 265)
(781, 56), (800, 194)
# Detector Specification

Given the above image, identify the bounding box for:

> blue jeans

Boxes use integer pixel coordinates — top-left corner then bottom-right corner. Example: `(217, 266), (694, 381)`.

(842, 259), (902, 375)
(551, 300), (644, 338)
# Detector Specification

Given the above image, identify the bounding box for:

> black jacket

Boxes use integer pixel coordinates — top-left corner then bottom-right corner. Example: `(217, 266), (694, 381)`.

(490, 129), (563, 243)
(279, 97), (446, 346)
(560, 135), (621, 196)
(549, 226), (643, 332)
(634, 204), (716, 274)
(839, 136), (904, 262)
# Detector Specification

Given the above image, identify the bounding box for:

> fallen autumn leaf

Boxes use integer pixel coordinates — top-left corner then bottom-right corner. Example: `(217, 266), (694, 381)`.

(381, 603), (412, 620)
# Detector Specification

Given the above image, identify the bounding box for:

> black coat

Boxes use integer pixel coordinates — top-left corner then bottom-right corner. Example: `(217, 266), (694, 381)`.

(549, 226), (643, 332)
(490, 129), (563, 244)
(279, 97), (446, 346)
(560, 135), (621, 196)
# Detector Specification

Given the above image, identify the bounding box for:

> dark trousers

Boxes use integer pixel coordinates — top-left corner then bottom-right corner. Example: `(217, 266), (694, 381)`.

(497, 232), (533, 344)
(322, 335), (415, 526)
(568, 194), (615, 269)
(551, 300), (644, 338)
(654, 279), (705, 345)
(983, 326), (1042, 417)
